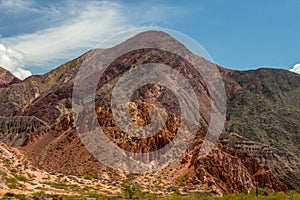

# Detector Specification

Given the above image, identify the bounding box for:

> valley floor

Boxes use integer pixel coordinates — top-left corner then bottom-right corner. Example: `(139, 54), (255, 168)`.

(0, 190), (300, 200)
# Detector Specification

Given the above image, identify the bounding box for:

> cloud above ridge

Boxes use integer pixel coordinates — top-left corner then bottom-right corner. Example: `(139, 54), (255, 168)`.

(0, 43), (32, 79)
(290, 64), (300, 74)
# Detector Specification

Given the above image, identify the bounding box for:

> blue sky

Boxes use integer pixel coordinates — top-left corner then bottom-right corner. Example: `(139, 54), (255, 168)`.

(0, 0), (299, 79)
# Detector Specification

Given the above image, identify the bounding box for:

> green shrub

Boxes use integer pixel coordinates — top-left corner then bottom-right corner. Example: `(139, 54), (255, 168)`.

(5, 176), (19, 189)
(7, 182), (19, 189)
(0, 170), (7, 176)
(14, 194), (28, 200)
(33, 190), (46, 195)
(178, 182), (185, 187)
(16, 175), (29, 182)
(249, 187), (270, 196)
(41, 181), (69, 189)
(121, 182), (142, 199)
(10, 168), (18, 173)
(83, 174), (93, 180)
(5, 176), (17, 183)
(83, 186), (90, 191)
(2, 193), (29, 200)
(92, 173), (99, 179)
(3, 192), (15, 197)
(62, 193), (107, 200)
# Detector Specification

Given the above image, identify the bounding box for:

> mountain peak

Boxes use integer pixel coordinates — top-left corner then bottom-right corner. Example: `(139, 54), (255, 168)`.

(0, 66), (20, 87)
(114, 30), (189, 54)
(131, 30), (174, 40)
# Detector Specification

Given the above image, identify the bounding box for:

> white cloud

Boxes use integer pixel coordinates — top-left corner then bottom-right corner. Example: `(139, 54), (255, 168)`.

(0, 1), (178, 79)
(0, 0), (38, 13)
(290, 64), (300, 74)
(1, 1), (134, 68)
(0, 44), (32, 79)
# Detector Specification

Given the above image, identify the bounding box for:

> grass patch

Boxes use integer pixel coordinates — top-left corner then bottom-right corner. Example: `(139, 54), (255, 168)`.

(0, 170), (7, 176)
(60, 193), (107, 200)
(41, 181), (77, 190)
(157, 190), (300, 200)
(2, 192), (29, 200)
(32, 190), (46, 195)
(1, 190), (299, 200)
(4, 177), (19, 189)
(16, 175), (29, 182)
(10, 168), (18, 173)
(83, 174), (93, 180)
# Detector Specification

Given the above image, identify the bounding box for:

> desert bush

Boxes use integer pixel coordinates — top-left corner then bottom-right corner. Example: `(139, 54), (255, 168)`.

(33, 190), (46, 195)
(83, 174), (93, 180)
(16, 175), (29, 182)
(83, 173), (99, 180)
(10, 168), (18, 173)
(0, 170), (7, 176)
(5, 176), (19, 189)
(92, 173), (99, 179)
(7, 182), (18, 189)
(61, 193), (107, 200)
(121, 182), (142, 199)
(41, 181), (69, 189)
(5, 176), (17, 183)
(3, 192), (15, 197)
(2, 192), (28, 200)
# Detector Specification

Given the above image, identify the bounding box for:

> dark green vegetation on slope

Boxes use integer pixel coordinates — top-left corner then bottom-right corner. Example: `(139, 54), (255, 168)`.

(227, 68), (300, 155)
(1, 189), (300, 200)
(224, 68), (300, 188)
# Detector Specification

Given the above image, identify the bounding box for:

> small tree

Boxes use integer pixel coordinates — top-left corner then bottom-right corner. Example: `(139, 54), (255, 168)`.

(121, 182), (141, 199)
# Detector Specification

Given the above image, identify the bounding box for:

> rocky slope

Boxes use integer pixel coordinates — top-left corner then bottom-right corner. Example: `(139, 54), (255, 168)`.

(220, 132), (300, 189)
(0, 116), (48, 147)
(226, 68), (300, 157)
(20, 112), (291, 195)
(221, 67), (300, 188)
(0, 140), (122, 195)
(0, 67), (20, 88)
(0, 31), (299, 194)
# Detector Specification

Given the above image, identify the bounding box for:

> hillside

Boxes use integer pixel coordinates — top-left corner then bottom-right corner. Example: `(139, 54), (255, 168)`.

(0, 31), (299, 195)
(226, 68), (300, 156)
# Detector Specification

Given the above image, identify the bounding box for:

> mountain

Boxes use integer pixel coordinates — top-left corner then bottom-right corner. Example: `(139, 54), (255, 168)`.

(0, 31), (299, 195)
(0, 66), (20, 87)
(223, 68), (300, 187)
(226, 68), (300, 155)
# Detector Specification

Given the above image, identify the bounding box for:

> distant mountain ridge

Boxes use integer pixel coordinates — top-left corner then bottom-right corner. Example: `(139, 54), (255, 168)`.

(226, 68), (300, 156)
(0, 31), (299, 194)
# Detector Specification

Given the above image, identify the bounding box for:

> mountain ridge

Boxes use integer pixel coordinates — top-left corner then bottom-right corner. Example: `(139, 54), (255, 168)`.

(0, 30), (299, 194)
(0, 66), (20, 87)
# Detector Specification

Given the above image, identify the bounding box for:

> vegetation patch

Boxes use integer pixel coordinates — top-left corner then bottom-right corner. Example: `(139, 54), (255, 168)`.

(41, 181), (78, 190)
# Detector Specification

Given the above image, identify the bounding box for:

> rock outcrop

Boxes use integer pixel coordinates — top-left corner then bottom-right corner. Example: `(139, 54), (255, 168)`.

(0, 66), (20, 88)
(220, 133), (300, 188)
(20, 105), (292, 194)
(0, 116), (48, 147)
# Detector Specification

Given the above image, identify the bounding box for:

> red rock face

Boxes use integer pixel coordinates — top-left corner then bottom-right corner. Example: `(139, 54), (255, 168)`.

(20, 104), (291, 194)
(0, 66), (20, 87)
